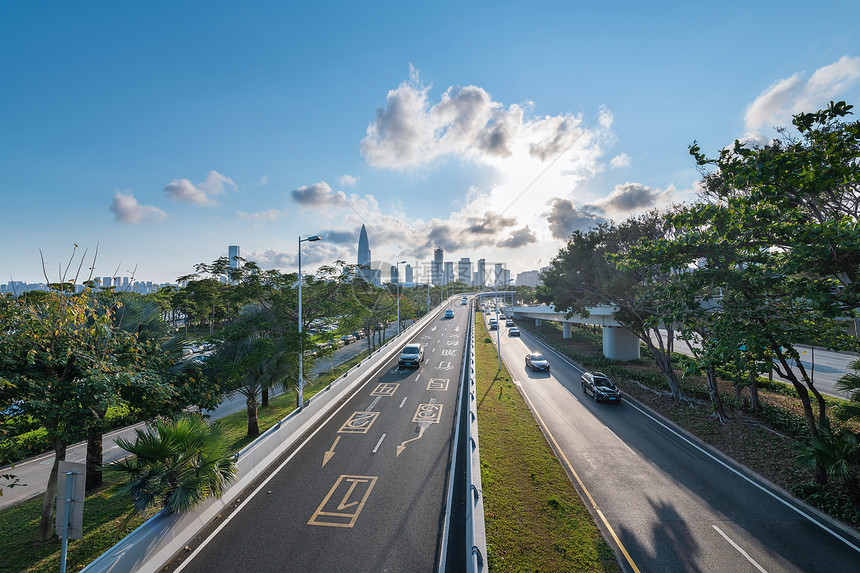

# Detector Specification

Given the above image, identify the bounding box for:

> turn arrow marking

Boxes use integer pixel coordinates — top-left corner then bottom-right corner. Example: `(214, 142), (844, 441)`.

(396, 426), (426, 457)
(322, 436), (340, 467)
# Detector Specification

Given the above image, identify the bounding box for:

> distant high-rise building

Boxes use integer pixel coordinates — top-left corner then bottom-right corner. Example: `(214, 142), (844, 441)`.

(432, 248), (444, 285)
(228, 245), (241, 269)
(444, 261), (454, 284)
(405, 264), (413, 284)
(516, 270), (541, 287)
(357, 224), (372, 283)
(458, 258), (472, 286)
(390, 264), (399, 284)
(476, 259), (486, 287)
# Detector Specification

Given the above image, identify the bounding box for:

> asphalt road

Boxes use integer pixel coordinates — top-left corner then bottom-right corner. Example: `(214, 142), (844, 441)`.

(171, 304), (469, 572)
(0, 324), (404, 510)
(495, 315), (860, 572)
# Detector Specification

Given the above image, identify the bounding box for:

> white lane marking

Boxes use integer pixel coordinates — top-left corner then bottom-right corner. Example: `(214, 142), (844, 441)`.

(712, 525), (769, 573)
(366, 396), (381, 412)
(415, 374), (421, 382)
(399, 397), (408, 408)
(372, 434), (387, 454)
(622, 398), (860, 554)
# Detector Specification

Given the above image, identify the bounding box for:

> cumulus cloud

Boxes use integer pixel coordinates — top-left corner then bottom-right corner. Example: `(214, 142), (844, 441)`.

(544, 198), (607, 240)
(584, 182), (673, 215)
(497, 226), (537, 248)
(360, 67), (606, 171)
(337, 174), (359, 187)
(609, 153), (630, 169)
(291, 182), (343, 205)
(164, 170), (236, 206)
(745, 56), (860, 131)
(236, 209), (282, 223)
(109, 191), (167, 224)
(467, 211), (517, 235)
(324, 228), (361, 245)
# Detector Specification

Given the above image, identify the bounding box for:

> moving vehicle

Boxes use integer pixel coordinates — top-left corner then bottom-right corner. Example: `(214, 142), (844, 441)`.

(581, 371), (622, 402)
(505, 319), (514, 327)
(398, 343), (424, 368)
(509, 326), (520, 336)
(525, 352), (550, 372)
(488, 318), (498, 330)
(444, 309), (455, 318)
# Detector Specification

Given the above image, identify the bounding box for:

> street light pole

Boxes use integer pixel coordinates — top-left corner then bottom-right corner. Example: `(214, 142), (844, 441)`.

(298, 234), (321, 409)
(396, 260), (406, 334)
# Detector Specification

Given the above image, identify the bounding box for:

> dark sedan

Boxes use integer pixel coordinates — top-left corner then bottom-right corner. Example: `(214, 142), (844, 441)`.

(525, 352), (550, 372)
(581, 371), (622, 402)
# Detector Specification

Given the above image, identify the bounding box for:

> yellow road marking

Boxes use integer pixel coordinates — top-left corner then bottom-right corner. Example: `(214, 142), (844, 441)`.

(322, 436), (340, 467)
(412, 403), (443, 423)
(308, 475), (378, 528)
(396, 426), (426, 457)
(338, 411), (380, 434)
(519, 388), (642, 572)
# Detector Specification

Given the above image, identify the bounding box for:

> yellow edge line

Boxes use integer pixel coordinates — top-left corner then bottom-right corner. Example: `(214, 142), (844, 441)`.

(518, 385), (642, 573)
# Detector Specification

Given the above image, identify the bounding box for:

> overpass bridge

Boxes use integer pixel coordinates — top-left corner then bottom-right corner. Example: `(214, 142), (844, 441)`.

(477, 294), (640, 361)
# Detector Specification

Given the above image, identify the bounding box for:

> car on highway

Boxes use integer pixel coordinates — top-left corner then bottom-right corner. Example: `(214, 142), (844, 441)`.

(488, 318), (498, 330)
(505, 319), (514, 327)
(398, 343), (425, 368)
(444, 309), (455, 318)
(509, 326), (520, 336)
(581, 371), (621, 402)
(525, 352), (550, 372)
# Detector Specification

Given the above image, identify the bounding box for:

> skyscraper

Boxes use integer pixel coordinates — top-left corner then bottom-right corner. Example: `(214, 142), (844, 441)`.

(476, 259), (486, 288)
(405, 264), (413, 284)
(444, 261), (454, 285)
(458, 257), (472, 286)
(432, 247), (444, 285)
(357, 224), (371, 282)
(228, 245), (240, 269)
(390, 264), (399, 284)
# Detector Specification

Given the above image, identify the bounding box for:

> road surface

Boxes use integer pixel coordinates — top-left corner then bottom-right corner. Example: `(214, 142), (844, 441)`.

(0, 324), (403, 510)
(497, 316), (860, 572)
(168, 304), (469, 572)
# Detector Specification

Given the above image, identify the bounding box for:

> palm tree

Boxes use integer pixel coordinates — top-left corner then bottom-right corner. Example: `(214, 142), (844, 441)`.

(106, 415), (237, 515)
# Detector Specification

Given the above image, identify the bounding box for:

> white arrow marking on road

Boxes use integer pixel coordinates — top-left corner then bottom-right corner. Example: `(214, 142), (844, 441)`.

(396, 426), (426, 457)
(322, 436), (341, 467)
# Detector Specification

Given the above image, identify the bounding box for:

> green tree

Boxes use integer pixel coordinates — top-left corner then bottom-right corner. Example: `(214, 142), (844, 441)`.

(106, 414), (237, 515)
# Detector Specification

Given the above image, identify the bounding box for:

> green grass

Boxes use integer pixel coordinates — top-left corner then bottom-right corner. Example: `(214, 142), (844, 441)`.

(475, 313), (620, 572)
(0, 348), (373, 573)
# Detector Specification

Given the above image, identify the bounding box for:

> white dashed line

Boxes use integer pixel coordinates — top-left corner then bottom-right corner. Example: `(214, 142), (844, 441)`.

(712, 525), (769, 572)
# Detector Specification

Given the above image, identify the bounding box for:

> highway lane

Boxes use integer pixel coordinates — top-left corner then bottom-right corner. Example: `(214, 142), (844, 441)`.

(172, 303), (469, 572)
(0, 324), (402, 510)
(491, 314), (860, 573)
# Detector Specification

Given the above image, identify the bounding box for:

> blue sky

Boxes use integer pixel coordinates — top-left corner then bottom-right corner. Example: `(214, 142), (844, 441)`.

(2, 1), (859, 284)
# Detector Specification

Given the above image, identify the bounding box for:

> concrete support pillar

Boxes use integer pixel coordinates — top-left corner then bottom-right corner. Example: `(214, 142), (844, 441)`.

(562, 322), (572, 339)
(603, 326), (640, 361)
(535, 319), (543, 327)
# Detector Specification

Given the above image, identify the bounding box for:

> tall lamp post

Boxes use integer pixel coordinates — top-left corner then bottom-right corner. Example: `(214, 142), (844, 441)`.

(396, 260), (406, 334)
(298, 234), (321, 409)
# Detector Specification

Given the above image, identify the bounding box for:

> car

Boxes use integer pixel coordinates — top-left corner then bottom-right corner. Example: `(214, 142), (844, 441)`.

(444, 309), (455, 318)
(352, 330), (365, 340)
(340, 334), (356, 344)
(525, 352), (550, 372)
(505, 319), (514, 327)
(461, 299), (468, 305)
(581, 371), (621, 402)
(488, 318), (498, 330)
(509, 326), (520, 336)
(398, 343), (424, 368)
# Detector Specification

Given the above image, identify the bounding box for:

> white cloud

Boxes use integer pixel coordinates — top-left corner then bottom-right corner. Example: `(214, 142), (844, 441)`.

(745, 56), (860, 131)
(236, 209), (282, 223)
(543, 198), (606, 240)
(609, 153), (630, 169)
(109, 191), (167, 224)
(258, 175), (269, 186)
(338, 174), (359, 187)
(164, 170), (236, 206)
(585, 182), (675, 215)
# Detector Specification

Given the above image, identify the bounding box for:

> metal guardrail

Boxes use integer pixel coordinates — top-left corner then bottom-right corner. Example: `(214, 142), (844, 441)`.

(465, 302), (487, 572)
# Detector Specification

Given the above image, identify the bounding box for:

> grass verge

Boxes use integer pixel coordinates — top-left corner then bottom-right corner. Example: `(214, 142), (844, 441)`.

(475, 313), (620, 572)
(0, 347), (373, 573)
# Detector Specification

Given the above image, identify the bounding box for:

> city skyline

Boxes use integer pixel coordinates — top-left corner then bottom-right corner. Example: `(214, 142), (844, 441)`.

(3, 3), (859, 283)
